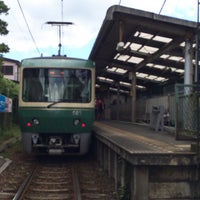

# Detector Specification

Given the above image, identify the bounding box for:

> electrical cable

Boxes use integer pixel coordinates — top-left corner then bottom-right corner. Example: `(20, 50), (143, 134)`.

(3, 0), (28, 41)
(16, 0), (41, 55)
(159, 0), (167, 14)
(61, 0), (63, 55)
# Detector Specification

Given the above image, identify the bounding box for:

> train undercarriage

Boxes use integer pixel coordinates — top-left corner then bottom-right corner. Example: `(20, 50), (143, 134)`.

(22, 132), (92, 155)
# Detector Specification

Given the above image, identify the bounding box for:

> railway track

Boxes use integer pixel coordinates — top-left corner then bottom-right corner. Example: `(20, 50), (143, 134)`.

(14, 163), (74, 200)
(8, 159), (117, 200)
(0, 161), (33, 200)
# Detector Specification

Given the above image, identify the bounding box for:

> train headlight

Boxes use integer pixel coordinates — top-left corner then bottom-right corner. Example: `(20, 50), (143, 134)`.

(73, 119), (80, 126)
(33, 118), (40, 125)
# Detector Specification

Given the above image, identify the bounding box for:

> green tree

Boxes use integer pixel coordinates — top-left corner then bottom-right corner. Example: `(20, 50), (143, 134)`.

(0, 77), (19, 98)
(0, 1), (9, 77)
(0, 1), (9, 53)
(0, 2), (18, 99)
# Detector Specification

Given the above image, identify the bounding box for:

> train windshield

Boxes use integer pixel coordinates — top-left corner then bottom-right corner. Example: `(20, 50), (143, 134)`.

(22, 68), (91, 103)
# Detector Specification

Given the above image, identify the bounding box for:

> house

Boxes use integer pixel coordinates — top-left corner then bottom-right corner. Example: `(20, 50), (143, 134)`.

(1, 57), (20, 82)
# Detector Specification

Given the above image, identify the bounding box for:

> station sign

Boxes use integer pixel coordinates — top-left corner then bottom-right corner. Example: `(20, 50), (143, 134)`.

(0, 94), (12, 113)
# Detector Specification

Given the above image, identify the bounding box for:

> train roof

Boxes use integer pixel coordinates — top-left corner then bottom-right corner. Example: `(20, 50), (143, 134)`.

(21, 56), (95, 68)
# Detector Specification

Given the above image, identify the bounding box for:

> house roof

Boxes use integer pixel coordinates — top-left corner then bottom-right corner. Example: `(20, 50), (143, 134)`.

(2, 57), (20, 65)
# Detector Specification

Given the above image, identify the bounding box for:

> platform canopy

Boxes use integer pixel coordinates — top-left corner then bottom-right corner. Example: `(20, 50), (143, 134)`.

(89, 5), (197, 95)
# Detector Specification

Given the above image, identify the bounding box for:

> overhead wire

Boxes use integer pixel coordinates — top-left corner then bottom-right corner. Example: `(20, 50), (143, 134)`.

(61, 0), (64, 55)
(3, 0), (27, 39)
(159, 0), (167, 14)
(16, 0), (41, 55)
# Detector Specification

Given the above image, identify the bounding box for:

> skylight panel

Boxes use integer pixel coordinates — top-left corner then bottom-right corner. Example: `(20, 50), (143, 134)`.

(139, 45), (158, 54)
(106, 67), (127, 75)
(124, 42), (131, 48)
(130, 43), (142, 51)
(134, 31), (140, 37)
(170, 67), (177, 72)
(134, 31), (153, 39)
(153, 35), (172, 43)
(180, 42), (195, 48)
(116, 55), (130, 62)
(128, 56), (144, 64)
(114, 53), (120, 59)
(180, 42), (185, 47)
(98, 76), (114, 83)
(160, 54), (170, 59)
(161, 54), (184, 62)
(106, 66), (117, 72)
(98, 76), (106, 81)
(137, 85), (146, 89)
(155, 77), (168, 82)
(152, 64), (165, 69)
(168, 56), (183, 61)
(120, 81), (131, 87)
(116, 68), (127, 74)
(147, 63), (154, 67)
(136, 72), (147, 78)
(175, 69), (184, 73)
(136, 72), (168, 82)
(148, 75), (158, 80)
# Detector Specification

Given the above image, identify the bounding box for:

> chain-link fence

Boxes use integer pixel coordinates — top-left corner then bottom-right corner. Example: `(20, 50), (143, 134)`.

(175, 84), (200, 140)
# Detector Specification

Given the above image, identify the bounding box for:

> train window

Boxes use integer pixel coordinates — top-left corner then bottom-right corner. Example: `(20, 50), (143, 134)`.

(22, 68), (91, 103)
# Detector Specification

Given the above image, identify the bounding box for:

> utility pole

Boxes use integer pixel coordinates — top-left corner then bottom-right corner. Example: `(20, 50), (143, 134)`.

(195, 0), (200, 166)
(195, 0), (200, 82)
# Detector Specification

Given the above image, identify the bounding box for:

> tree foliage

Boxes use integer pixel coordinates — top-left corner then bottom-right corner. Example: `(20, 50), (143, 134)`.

(0, 1), (9, 53)
(0, 2), (18, 99)
(0, 77), (19, 98)
(0, 1), (9, 14)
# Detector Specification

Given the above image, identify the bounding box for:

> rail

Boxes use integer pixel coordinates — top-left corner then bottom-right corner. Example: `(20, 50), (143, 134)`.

(11, 162), (111, 200)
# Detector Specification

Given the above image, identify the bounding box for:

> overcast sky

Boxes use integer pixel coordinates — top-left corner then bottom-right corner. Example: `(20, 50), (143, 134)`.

(1, 0), (198, 61)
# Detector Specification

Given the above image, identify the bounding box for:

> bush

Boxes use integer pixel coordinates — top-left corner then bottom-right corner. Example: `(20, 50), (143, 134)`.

(0, 124), (20, 143)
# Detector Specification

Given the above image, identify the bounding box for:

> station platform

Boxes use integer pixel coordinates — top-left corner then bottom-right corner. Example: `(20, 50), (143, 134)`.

(93, 121), (200, 199)
(93, 120), (197, 165)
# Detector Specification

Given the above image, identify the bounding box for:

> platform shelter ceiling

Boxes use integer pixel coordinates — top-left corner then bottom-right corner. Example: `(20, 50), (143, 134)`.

(89, 5), (197, 94)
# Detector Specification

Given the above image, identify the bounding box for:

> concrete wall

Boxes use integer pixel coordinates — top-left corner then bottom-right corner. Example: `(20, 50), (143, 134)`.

(94, 138), (200, 200)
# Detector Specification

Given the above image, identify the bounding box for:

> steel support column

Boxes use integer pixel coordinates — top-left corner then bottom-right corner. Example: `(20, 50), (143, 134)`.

(184, 38), (193, 94)
(131, 72), (136, 123)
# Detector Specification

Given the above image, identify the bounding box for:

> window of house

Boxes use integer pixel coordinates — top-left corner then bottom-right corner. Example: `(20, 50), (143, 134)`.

(2, 65), (13, 75)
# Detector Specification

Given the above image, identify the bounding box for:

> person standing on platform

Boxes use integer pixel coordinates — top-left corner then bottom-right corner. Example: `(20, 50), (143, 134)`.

(95, 97), (105, 120)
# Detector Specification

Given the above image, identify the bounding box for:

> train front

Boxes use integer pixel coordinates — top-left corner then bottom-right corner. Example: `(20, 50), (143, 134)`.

(18, 57), (95, 155)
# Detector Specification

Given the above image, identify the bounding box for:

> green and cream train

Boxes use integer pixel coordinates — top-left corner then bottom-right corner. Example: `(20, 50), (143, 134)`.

(18, 56), (95, 155)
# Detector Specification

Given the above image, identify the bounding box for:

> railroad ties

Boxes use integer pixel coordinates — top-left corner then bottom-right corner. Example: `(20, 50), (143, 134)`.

(11, 160), (116, 200)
